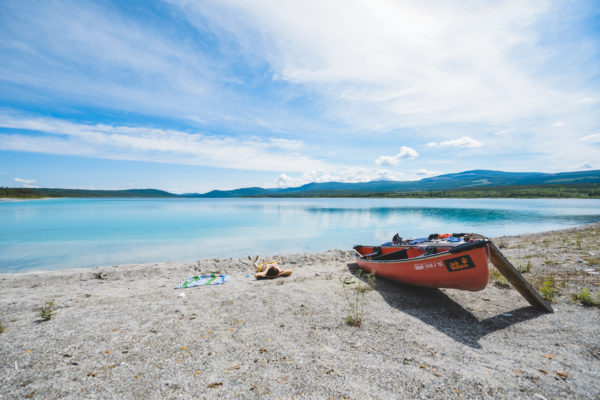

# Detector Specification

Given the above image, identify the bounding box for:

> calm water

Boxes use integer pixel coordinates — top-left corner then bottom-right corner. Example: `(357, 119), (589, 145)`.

(1, 198), (600, 272)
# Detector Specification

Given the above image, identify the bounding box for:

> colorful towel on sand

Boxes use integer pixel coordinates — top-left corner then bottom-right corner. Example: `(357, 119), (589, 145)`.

(176, 273), (230, 289)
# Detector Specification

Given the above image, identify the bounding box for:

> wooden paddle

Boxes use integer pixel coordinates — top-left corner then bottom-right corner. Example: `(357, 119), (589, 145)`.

(486, 239), (554, 312)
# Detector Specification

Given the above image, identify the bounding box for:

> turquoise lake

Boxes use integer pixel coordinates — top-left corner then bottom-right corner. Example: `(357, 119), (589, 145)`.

(2, 198), (600, 272)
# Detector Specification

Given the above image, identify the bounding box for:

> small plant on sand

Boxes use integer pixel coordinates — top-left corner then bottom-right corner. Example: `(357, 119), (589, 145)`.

(517, 261), (531, 274)
(489, 268), (510, 288)
(584, 257), (600, 266)
(0, 322), (4, 334)
(341, 269), (376, 327)
(574, 232), (583, 250)
(572, 288), (600, 307)
(39, 300), (56, 321)
(539, 277), (556, 302)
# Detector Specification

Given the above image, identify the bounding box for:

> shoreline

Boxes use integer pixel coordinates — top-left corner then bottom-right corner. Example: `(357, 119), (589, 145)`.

(2, 195), (600, 202)
(1, 224), (599, 399)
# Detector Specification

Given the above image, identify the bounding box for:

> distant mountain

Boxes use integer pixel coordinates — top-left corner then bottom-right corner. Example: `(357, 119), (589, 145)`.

(3, 169), (600, 199)
(31, 188), (176, 198)
(193, 169), (600, 197)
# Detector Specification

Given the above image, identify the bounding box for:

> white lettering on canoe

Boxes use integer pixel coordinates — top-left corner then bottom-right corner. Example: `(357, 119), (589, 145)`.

(415, 261), (444, 271)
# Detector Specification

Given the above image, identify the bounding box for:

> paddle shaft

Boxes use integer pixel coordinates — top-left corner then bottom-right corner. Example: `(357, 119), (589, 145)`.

(487, 240), (554, 312)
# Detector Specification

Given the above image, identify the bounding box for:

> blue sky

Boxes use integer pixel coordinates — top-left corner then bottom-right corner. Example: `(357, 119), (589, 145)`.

(0, 0), (599, 193)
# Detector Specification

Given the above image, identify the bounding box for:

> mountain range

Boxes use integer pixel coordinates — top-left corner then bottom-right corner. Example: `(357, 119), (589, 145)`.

(3, 169), (600, 198)
(193, 169), (600, 197)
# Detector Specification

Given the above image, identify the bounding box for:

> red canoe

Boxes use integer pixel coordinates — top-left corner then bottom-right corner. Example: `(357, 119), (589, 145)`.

(353, 238), (490, 291)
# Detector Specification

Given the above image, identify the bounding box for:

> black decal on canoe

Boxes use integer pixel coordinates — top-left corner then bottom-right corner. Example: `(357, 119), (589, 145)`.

(444, 255), (476, 272)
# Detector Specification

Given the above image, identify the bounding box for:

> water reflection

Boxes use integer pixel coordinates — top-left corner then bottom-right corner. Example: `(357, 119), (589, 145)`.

(304, 205), (599, 226)
(1, 198), (599, 272)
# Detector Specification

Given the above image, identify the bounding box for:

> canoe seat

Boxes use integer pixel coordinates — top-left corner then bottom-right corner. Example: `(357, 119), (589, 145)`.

(361, 246), (383, 259)
(373, 248), (409, 261)
(425, 246), (437, 255)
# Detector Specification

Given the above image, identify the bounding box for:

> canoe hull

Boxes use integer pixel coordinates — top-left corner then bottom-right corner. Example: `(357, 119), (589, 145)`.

(354, 243), (490, 291)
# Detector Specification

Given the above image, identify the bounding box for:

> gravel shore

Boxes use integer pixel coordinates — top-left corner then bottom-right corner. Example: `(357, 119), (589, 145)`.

(1, 224), (599, 399)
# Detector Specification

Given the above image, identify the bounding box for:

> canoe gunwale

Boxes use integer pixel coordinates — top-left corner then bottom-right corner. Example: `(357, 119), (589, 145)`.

(353, 239), (490, 264)
(354, 250), (467, 264)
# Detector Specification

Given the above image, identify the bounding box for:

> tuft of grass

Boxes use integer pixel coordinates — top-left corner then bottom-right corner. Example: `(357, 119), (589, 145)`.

(341, 269), (376, 327)
(584, 257), (600, 265)
(517, 261), (532, 273)
(39, 300), (56, 321)
(489, 268), (510, 288)
(539, 277), (556, 302)
(0, 322), (4, 334)
(574, 232), (583, 250)
(572, 288), (600, 307)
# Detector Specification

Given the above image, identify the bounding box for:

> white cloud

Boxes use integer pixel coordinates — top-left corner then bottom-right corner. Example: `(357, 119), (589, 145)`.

(581, 133), (600, 144)
(1, 1), (598, 182)
(493, 129), (512, 136)
(14, 177), (36, 184)
(169, 0), (597, 131)
(577, 97), (597, 104)
(551, 121), (565, 127)
(414, 169), (442, 177)
(572, 162), (595, 170)
(0, 2), (217, 118)
(271, 167), (406, 188)
(375, 146), (418, 166)
(427, 136), (483, 148)
(14, 177), (38, 188)
(267, 138), (305, 151)
(0, 114), (327, 173)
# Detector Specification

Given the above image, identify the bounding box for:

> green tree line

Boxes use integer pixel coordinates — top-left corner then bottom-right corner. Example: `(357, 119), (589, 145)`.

(2, 182), (599, 199)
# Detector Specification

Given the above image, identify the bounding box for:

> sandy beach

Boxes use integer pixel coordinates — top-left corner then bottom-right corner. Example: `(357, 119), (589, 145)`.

(1, 224), (599, 399)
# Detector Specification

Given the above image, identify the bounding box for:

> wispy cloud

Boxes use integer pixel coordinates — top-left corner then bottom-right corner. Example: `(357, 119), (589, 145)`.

(577, 97), (597, 104)
(170, 0), (599, 131)
(14, 177), (36, 184)
(271, 166), (451, 188)
(573, 162), (596, 170)
(0, 0), (319, 137)
(14, 177), (38, 188)
(427, 137), (483, 149)
(375, 146), (418, 166)
(581, 133), (600, 144)
(272, 168), (406, 188)
(414, 169), (442, 177)
(0, 1), (598, 190)
(0, 2), (208, 116)
(0, 114), (327, 172)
